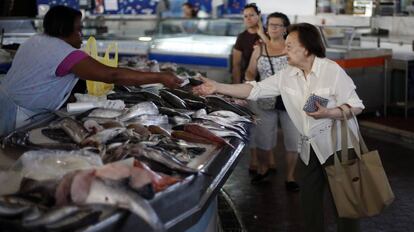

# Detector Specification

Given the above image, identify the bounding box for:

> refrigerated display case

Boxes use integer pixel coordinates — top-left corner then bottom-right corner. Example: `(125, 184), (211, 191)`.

(319, 25), (392, 113)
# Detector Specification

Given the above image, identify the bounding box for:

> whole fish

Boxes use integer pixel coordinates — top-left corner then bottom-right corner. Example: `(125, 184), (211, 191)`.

(164, 88), (206, 103)
(81, 127), (126, 148)
(206, 96), (254, 117)
(49, 117), (89, 144)
(183, 124), (234, 148)
(41, 128), (74, 143)
(127, 123), (151, 138)
(191, 116), (247, 137)
(148, 125), (171, 137)
(88, 109), (124, 119)
(135, 91), (168, 107)
(78, 177), (165, 232)
(46, 209), (101, 231)
(158, 107), (191, 119)
(130, 144), (198, 174)
(118, 102), (159, 122)
(129, 115), (169, 126)
(170, 115), (192, 125)
(209, 110), (253, 123)
(0, 201), (31, 217)
(203, 126), (246, 141)
(83, 119), (104, 134)
(183, 98), (206, 110)
(159, 90), (187, 109)
(107, 92), (147, 105)
(23, 206), (80, 227)
(171, 131), (216, 145)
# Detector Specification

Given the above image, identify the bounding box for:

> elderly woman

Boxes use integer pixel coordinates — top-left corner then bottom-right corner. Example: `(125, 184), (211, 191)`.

(0, 5), (182, 137)
(193, 23), (363, 232)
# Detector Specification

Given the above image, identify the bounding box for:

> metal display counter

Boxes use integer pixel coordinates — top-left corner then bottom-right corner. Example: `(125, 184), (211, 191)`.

(0, 110), (247, 232)
(111, 139), (245, 232)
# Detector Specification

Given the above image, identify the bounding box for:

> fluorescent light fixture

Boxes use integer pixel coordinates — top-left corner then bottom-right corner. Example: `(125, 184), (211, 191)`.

(138, 36), (152, 42)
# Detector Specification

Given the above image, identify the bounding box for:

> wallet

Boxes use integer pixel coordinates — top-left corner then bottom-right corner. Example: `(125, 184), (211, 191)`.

(303, 94), (329, 113)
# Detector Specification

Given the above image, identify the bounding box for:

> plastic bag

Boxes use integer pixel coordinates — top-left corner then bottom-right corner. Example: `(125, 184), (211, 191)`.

(83, 36), (118, 96)
(15, 149), (103, 181)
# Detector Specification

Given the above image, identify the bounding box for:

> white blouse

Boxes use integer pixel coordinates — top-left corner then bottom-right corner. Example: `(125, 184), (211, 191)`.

(247, 57), (365, 165)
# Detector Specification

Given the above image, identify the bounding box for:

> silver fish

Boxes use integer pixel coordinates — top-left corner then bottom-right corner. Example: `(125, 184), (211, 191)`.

(118, 102), (159, 122)
(130, 144), (198, 174)
(209, 110), (252, 123)
(128, 115), (169, 126)
(170, 115), (192, 125)
(45, 209), (101, 230)
(50, 117), (89, 144)
(23, 206), (80, 227)
(22, 207), (44, 222)
(88, 109), (124, 119)
(0, 201), (30, 216)
(82, 178), (165, 232)
(81, 127), (126, 147)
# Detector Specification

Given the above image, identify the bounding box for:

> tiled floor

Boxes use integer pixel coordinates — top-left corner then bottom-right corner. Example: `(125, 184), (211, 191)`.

(222, 134), (414, 232)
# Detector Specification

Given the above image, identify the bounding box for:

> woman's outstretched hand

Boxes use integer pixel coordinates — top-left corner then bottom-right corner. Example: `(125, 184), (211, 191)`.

(192, 77), (217, 96)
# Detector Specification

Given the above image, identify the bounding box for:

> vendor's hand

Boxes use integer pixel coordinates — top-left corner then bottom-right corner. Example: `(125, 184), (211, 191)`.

(192, 77), (217, 96)
(161, 72), (183, 89)
(306, 101), (331, 119)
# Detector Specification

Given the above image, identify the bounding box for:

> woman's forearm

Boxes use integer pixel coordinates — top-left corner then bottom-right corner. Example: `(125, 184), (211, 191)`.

(328, 105), (363, 120)
(215, 82), (253, 99)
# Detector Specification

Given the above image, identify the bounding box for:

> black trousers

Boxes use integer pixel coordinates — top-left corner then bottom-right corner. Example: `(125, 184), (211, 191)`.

(297, 148), (360, 232)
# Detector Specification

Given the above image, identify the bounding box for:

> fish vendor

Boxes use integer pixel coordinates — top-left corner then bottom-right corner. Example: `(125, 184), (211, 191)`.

(0, 5), (182, 137)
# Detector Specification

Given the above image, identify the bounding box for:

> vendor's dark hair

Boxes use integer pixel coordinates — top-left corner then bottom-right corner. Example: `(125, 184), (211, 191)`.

(287, 23), (326, 58)
(43, 5), (82, 38)
(266, 12), (290, 39)
(243, 3), (261, 15)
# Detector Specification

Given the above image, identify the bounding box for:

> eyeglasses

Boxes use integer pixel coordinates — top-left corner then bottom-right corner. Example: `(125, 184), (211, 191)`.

(268, 24), (285, 29)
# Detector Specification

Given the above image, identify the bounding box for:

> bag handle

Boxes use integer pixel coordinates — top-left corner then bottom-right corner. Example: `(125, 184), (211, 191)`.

(104, 42), (118, 64)
(84, 36), (98, 58)
(338, 105), (368, 157)
(343, 106), (370, 154)
(330, 109), (349, 165)
(331, 117), (350, 177)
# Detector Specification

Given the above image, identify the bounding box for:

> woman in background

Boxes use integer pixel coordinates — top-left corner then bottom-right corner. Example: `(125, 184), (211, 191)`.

(231, 3), (265, 174)
(244, 12), (300, 190)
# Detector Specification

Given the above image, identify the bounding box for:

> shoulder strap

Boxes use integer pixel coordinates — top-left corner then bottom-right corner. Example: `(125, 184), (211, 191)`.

(264, 44), (275, 75)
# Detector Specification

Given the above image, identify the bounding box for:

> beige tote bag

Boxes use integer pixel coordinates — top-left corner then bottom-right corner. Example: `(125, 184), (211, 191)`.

(325, 107), (395, 219)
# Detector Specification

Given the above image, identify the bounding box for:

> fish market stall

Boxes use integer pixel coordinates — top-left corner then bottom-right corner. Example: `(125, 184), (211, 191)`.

(0, 83), (253, 232)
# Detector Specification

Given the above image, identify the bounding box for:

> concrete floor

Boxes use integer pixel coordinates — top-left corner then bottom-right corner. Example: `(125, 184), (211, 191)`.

(222, 134), (414, 232)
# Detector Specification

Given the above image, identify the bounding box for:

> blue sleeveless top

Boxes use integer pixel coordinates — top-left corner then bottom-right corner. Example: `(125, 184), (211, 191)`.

(0, 34), (79, 136)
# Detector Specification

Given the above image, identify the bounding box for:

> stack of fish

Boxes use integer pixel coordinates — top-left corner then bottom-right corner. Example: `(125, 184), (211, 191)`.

(0, 86), (254, 231)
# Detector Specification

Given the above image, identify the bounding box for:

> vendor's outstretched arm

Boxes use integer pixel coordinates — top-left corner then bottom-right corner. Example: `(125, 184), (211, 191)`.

(71, 56), (182, 88)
